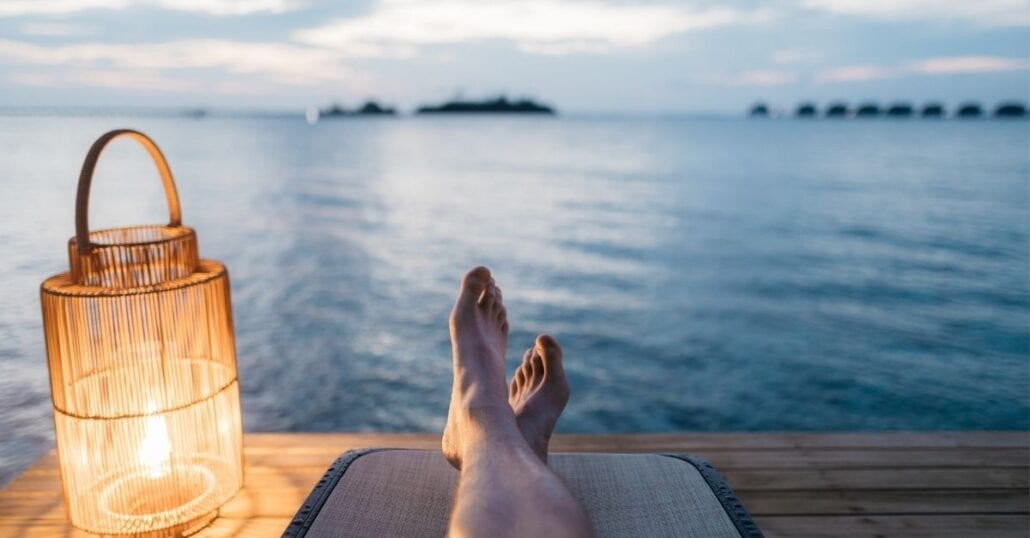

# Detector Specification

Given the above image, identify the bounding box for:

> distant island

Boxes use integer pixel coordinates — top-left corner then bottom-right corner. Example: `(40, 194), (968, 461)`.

(417, 97), (555, 115)
(319, 100), (396, 118)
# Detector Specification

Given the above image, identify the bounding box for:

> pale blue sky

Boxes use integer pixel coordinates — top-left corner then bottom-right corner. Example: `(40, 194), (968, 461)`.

(0, 0), (1027, 113)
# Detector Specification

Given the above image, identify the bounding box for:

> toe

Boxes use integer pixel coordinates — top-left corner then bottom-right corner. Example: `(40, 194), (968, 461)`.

(530, 351), (544, 382)
(478, 283), (497, 309)
(536, 334), (563, 373)
(460, 266), (491, 301)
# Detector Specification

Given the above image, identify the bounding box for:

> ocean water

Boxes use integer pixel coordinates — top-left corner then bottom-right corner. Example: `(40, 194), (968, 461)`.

(0, 115), (1027, 485)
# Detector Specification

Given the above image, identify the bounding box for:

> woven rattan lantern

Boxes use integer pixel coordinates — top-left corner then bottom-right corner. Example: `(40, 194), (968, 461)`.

(39, 129), (243, 536)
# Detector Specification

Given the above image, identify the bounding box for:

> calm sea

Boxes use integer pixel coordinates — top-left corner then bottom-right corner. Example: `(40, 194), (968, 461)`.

(1, 115), (1028, 484)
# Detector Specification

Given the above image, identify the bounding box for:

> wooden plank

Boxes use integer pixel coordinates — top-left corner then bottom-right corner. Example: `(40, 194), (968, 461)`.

(9, 487), (1027, 523)
(0, 466), (330, 495)
(10, 465), (1027, 497)
(549, 431), (1030, 450)
(740, 489), (1030, 516)
(219, 489), (309, 519)
(243, 431), (1030, 450)
(17, 450), (1029, 477)
(0, 518), (291, 538)
(0, 492), (310, 522)
(193, 517), (290, 538)
(10, 514), (1027, 538)
(757, 514), (1030, 538)
(240, 447), (1030, 470)
(15, 433), (1030, 471)
(721, 467), (1030, 491)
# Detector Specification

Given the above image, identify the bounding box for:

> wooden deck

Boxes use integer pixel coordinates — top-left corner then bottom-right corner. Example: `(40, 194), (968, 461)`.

(1, 432), (1027, 537)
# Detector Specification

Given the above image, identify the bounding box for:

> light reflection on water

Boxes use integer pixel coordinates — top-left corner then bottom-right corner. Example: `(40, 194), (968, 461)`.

(0, 116), (1027, 484)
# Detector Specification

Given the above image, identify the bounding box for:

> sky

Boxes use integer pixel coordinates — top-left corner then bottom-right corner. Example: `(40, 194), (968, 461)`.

(0, 0), (1027, 114)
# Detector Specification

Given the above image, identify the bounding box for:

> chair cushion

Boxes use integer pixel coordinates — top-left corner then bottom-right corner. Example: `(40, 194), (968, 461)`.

(284, 449), (762, 538)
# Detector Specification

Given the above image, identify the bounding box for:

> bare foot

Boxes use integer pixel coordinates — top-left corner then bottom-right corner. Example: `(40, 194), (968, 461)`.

(442, 266), (513, 469)
(509, 335), (570, 464)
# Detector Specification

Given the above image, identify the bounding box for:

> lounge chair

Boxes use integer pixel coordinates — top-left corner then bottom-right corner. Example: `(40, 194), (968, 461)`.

(284, 448), (762, 537)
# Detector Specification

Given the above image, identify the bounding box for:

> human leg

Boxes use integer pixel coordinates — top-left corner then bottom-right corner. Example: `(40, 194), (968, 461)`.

(442, 267), (591, 538)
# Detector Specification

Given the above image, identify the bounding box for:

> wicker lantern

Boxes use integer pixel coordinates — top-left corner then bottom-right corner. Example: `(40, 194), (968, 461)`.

(39, 129), (243, 536)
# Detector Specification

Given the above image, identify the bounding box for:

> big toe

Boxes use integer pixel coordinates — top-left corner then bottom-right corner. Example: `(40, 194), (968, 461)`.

(535, 334), (563, 372)
(459, 266), (492, 302)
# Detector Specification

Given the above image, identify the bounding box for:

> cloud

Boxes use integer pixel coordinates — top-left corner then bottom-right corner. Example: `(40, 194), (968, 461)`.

(693, 68), (800, 88)
(815, 65), (896, 82)
(20, 22), (94, 37)
(711, 69), (800, 87)
(0, 0), (300, 17)
(0, 39), (354, 86)
(802, 0), (1030, 26)
(910, 56), (1030, 74)
(815, 55), (1030, 82)
(10, 69), (202, 92)
(772, 49), (823, 64)
(296, 0), (772, 57)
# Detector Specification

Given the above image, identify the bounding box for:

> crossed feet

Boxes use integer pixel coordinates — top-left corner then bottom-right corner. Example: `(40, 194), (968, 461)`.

(442, 266), (570, 469)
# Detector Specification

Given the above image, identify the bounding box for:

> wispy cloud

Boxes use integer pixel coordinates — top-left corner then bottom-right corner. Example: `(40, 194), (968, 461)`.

(803, 0), (1030, 26)
(19, 22), (94, 37)
(0, 0), (300, 17)
(0, 39), (354, 87)
(816, 55), (1030, 82)
(910, 56), (1030, 74)
(691, 68), (800, 88)
(296, 0), (773, 57)
(733, 69), (795, 86)
(10, 69), (201, 92)
(773, 49), (823, 64)
(815, 65), (896, 83)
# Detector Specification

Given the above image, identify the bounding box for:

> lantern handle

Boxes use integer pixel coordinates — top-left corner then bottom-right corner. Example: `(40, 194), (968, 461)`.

(75, 129), (182, 254)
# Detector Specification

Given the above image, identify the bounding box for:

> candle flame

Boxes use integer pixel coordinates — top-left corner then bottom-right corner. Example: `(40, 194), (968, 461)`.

(139, 403), (171, 479)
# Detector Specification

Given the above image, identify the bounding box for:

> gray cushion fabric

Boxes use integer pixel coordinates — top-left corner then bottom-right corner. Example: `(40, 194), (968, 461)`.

(289, 449), (760, 538)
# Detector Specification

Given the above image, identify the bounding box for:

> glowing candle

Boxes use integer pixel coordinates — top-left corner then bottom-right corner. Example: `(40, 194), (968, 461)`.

(140, 403), (173, 480)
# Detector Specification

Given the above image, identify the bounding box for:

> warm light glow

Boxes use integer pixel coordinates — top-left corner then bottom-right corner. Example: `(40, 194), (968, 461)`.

(139, 403), (173, 479)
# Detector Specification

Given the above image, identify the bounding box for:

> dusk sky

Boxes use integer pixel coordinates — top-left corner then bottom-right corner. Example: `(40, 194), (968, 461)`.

(0, 0), (1027, 113)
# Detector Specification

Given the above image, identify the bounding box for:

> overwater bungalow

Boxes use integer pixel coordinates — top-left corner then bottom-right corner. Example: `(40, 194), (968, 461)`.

(994, 102), (1028, 118)
(825, 102), (849, 117)
(885, 103), (914, 118)
(855, 102), (881, 117)
(920, 102), (945, 118)
(795, 102), (817, 117)
(957, 102), (984, 118)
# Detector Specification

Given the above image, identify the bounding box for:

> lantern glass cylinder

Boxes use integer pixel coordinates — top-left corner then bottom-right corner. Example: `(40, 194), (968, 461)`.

(40, 130), (243, 536)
